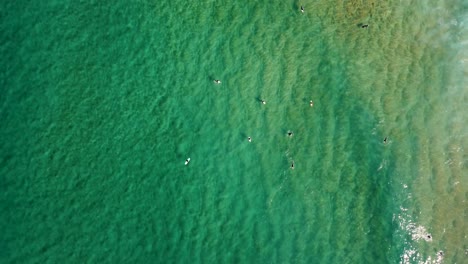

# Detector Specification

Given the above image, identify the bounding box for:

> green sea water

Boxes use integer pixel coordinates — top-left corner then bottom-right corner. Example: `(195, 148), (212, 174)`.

(1, 0), (466, 263)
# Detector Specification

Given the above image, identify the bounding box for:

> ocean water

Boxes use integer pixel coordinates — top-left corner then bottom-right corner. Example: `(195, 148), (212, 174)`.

(0, 0), (466, 263)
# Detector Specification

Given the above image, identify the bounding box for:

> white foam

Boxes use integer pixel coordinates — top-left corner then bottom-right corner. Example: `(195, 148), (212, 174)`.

(397, 205), (445, 264)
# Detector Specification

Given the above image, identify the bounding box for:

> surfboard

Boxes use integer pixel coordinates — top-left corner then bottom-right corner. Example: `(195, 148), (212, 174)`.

(185, 158), (190, 165)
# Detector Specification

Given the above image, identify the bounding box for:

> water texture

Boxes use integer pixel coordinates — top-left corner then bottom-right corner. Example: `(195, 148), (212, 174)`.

(0, 0), (466, 263)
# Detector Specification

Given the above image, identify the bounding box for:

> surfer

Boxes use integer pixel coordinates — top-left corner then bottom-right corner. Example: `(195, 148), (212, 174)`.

(361, 24), (369, 28)
(300, 6), (304, 13)
(291, 161), (295, 169)
(383, 137), (388, 144)
(214, 79), (221, 84)
(185, 158), (190, 165)
(261, 99), (266, 105)
(310, 100), (314, 107)
(248, 137), (252, 142)
(287, 131), (293, 137)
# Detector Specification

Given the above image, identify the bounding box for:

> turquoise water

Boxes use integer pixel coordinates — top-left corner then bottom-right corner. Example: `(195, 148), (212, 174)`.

(1, 0), (466, 263)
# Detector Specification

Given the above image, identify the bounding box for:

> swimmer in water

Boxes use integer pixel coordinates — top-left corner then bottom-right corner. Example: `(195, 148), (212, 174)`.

(383, 137), (388, 144)
(287, 131), (293, 137)
(361, 24), (369, 28)
(291, 161), (295, 169)
(301, 6), (304, 13)
(248, 137), (252, 142)
(310, 100), (314, 107)
(214, 79), (221, 84)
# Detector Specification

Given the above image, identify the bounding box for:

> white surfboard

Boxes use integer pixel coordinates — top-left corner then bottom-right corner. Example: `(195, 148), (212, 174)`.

(185, 158), (190, 165)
